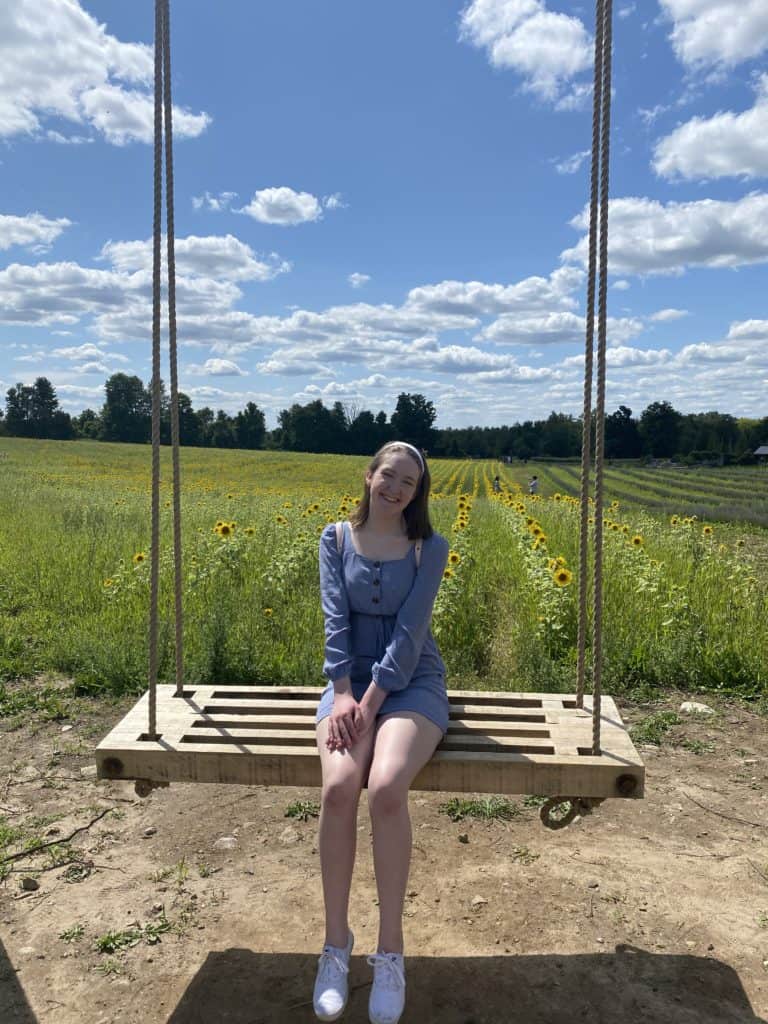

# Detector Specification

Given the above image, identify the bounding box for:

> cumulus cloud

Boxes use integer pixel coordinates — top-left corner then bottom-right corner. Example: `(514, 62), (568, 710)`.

(660, 0), (768, 68)
(348, 272), (370, 289)
(192, 191), (238, 212)
(100, 234), (291, 282)
(650, 308), (689, 322)
(553, 150), (590, 175)
(186, 359), (247, 377)
(653, 74), (768, 181)
(0, 213), (72, 253)
(459, 0), (593, 105)
(479, 312), (644, 347)
(563, 193), (768, 275)
(52, 342), (128, 363)
(0, 0), (210, 144)
(239, 187), (323, 225)
(405, 266), (583, 317)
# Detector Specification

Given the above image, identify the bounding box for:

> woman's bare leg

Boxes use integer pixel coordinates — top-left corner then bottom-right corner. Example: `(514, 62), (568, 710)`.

(316, 717), (376, 948)
(366, 712), (443, 953)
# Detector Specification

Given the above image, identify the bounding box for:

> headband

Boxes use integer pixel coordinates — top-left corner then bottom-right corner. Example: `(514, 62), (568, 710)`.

(386, 441), (425, 473)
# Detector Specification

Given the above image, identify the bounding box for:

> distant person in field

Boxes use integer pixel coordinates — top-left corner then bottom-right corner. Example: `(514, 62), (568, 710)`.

(528, 474), (539, 495)
(313, 441), (449, 1024)
(492, 474), (501, 493)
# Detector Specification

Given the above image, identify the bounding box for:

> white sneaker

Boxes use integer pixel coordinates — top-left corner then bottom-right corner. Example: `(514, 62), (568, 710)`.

(313, 930), (354, 1022)
(367, 952), (406, 1024)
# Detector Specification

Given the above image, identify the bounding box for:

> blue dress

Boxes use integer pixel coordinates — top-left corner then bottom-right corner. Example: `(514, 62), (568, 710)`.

(316, 521), (450, 733)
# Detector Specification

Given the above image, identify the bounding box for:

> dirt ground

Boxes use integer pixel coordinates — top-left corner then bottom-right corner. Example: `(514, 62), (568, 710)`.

(1, 687), (767, 1024)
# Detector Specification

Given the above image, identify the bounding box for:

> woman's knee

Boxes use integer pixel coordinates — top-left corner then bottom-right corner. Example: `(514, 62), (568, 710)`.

(321, 774), (363, 814)
(367, 775), (408, 819)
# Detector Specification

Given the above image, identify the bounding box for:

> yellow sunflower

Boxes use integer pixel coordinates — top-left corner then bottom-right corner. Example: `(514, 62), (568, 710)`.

(553, 567), (573, 587)
(448, 551), (461, 565)
(631, 535), (644, 548)
(443, 568), (454, 579)
(132, 551), (146, 565)
(702, 525), (713, 537)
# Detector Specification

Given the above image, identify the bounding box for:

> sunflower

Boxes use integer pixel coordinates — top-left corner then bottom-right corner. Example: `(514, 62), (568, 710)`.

(283, 501), (292, 508)
(218, 522), (234, 538)
(448, 551), (461, 565)
(553, 567), (573, 587)
(702, 525), (713, 537)
(443, 568), (454, 579)
(553, 493), (562, 501)
(244, 526), (255, 536)
(611, 523), (620, 532)
(132, 551), (146, 565)
(227, 493), (234, 499)
(263, 608), (273, 617)
(631, 535), (644, 548)
(103, 578), (114, 588)
(736, 538), (745, 548)
(276, 514), (288, 525)
(670, 515), (679, 526)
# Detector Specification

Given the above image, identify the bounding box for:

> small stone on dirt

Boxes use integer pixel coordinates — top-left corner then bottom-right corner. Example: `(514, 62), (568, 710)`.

(279, 826), (301, 845)
(587, 880), (600, 889)
(213, 836), (237, 851)
(471, 896), (488, 908)
(61, 724), (73, 732)
(458, 833), (469, 844)
(680, 701), (714, 715)
(80, 765), (97, 777)
(20, 878), (39, 892)
(143, 826), (157, 838)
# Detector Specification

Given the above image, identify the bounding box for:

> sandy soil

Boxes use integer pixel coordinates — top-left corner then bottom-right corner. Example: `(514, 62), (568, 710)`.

(1, 688), (767, 1024)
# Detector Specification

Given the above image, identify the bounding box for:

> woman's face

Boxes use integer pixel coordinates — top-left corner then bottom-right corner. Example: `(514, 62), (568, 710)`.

(366, 450), (421, 519)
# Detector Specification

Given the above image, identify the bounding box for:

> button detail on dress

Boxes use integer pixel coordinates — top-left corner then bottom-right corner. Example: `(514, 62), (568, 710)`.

(372, 596), (380, 604)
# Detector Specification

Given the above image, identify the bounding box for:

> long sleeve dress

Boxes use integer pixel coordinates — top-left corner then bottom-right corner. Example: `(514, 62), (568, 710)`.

(316, 521), (451, 733)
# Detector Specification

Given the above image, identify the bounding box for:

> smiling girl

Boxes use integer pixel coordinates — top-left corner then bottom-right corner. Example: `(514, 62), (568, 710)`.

(313, 441), (449, 1024)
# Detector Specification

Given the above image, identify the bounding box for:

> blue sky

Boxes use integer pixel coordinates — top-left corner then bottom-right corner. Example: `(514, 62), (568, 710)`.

(1, 0), (767, 428)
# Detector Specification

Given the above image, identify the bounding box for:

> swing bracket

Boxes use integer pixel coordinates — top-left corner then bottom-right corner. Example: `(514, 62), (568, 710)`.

(539, 796), (605, 830)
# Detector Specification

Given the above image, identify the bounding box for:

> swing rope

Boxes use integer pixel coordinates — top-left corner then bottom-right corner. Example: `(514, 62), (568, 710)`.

(144, 0), (616, 758)
(148, 0), (184, 739)
(575, 0), (614, 755)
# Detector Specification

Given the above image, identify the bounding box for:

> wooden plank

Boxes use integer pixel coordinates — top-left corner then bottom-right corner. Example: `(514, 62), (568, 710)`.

(95, 685), (644, 798)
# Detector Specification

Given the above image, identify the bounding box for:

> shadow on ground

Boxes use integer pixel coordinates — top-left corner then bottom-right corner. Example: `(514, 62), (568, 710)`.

(0, 934), (37, 1024)
(166, 944), (766, 1024)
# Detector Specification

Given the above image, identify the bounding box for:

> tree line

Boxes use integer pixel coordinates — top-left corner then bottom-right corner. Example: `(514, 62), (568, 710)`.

(2, 374), (767, 463)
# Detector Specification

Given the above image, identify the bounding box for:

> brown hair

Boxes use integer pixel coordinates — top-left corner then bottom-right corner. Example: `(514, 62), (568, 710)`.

(348, 442), (433, 540)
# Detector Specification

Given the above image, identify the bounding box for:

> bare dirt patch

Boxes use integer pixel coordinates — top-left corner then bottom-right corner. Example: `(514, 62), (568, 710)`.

(1, 690), (767, 1024)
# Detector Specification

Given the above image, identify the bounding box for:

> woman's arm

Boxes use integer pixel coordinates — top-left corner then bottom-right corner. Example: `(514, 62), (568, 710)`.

(369, 533), (449, 694)
(319, 524), (354, 683)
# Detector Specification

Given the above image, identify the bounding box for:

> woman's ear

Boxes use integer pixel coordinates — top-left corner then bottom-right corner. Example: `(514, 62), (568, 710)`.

(365, 470), (372, 487)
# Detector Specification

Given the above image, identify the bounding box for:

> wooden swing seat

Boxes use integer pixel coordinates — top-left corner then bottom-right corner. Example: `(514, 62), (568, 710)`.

(96, 685), (644, 800)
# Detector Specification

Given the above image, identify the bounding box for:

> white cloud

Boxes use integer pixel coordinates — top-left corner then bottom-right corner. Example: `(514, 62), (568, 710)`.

(0, 213), (72, 253)
(239, 187), (323, 226)
(0, 1), (210, 144)
(192, 191), (238, 212)
(554, 150), (590, 175)
(650, 308), (689, 322)
(186, 359), (247, 377)
(653, 74), (768, 181)
(479, 312), (644, 347)
(611, 279), (631, 291)
(459, 0), (593, 105)
(52, 342), (128, 363)
(101, 234), (291, 282)
(405, 266), (583, 317)
(660, 0), (768, 68)
(76, 360), (111, 374)
(726, 318), (768, 340)
(563, 193), (768, 275)
(348, 272), (371, 289)
(324, 193), (346, 211)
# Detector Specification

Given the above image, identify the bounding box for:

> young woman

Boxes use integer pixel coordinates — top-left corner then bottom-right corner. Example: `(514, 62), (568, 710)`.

(313, 441), (449, 1024)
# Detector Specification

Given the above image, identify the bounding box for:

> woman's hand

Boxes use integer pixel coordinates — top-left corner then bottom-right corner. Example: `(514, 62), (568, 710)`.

(327, 691), (363, 752)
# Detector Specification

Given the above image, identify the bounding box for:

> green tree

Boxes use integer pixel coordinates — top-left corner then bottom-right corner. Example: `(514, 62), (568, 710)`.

(639, 401), (682, 458)
(101, 374), (151, 443)
(234, 402), (266, 449)
(605, 405), (642, 458)
(390, 393), (436, 451)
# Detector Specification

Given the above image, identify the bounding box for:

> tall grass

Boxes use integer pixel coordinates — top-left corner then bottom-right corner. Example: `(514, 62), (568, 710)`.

(1, 438), (766, 702)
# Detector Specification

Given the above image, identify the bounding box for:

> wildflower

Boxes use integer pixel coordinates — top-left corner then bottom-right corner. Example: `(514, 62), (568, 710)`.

(631, 535), (644, 548)
(276, 514), (288, 525)
(553, 493), (562, 501)
(263, 608), (273, 617)
(553, 568), (573, 587)
(283, 502), (292, 508)
(670, 516), (679, 526)
(443, 568), (454, 580)
(736, 539), (745, 548)
(218, 522), (234, 538)
(611, 523), (620, 532)
(132, 551), (146, 565)
(227, 493), (234, 499)
(103, 578), (114, 587)
(702, 526), (713, 537)
(448, 551), (461, 565)
(244, 526), (255, 536)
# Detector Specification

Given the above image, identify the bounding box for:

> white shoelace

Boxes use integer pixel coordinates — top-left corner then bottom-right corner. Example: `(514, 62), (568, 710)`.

(367, 953), (405, 991)
(317, 946), (350, 985)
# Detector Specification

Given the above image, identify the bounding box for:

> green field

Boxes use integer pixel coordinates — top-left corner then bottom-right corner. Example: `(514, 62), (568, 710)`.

(1, 437), (767, 712)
